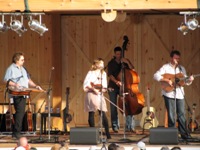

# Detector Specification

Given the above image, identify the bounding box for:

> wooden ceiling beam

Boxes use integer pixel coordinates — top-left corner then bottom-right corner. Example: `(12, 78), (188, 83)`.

(0, 0), (198, 12)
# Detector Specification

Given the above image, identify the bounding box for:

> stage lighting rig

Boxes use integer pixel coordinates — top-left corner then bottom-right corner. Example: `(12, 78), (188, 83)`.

(178, 11), (200, 35)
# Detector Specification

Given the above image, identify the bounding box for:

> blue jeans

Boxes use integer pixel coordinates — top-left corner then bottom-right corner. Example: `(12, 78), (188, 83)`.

(163, 95), (189, 136)
(109, 90), (119, 129)
(109, 90), (135, 130)
(126, 115), (135, 130)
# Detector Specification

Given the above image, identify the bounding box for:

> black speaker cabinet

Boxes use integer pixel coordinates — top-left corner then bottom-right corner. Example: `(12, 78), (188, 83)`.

(70, 127), (100, 144)
(149, 127), (178, 144)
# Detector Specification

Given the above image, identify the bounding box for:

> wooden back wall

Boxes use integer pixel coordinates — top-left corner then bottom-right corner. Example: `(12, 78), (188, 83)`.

(0, 13), (200, 130)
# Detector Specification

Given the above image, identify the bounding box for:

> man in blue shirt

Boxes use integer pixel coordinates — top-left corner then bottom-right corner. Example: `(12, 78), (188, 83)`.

(4, 52), (42, 139)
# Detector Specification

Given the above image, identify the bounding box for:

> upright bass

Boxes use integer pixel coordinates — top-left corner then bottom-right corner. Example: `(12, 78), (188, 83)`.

(117, 36), (145, 115)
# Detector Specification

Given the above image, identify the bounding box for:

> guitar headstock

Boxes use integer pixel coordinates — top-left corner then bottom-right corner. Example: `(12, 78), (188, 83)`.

(122, 35), (129, 51)
(146, 84), (150, 91)
(66, 87), (70, 95)
(192, 103), (197, 110)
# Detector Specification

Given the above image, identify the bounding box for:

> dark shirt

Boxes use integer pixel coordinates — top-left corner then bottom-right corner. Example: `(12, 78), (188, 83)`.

(108, 57), (131, 90)
(107, 58), (122, 90)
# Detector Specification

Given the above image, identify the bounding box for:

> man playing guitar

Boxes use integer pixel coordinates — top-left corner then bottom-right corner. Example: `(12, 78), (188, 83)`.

(153, 50), (194, 140)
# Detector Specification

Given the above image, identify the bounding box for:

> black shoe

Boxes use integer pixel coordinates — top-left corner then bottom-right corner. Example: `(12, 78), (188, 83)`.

(106, 134), (111, 139)
(181, 134), (192, 140)
(12, 132), (21, 139)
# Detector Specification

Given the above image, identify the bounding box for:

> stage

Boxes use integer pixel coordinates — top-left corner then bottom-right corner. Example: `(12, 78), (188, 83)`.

(0, 127), (200, 150)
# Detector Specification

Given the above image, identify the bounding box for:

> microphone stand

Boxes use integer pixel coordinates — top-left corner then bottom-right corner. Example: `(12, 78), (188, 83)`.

(120, 36), (129, 141)
(120, 62), (127, 140)
(99, 69), (106, 147)
(173, 66), (178, 128)
(46, 67), (54, 142)
(30, 67), (54, 143)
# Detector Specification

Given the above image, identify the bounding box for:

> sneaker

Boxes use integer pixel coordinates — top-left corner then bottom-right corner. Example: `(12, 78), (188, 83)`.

(113, 127), (118, 133)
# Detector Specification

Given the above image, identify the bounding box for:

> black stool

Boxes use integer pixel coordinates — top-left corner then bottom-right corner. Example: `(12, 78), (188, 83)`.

(40, 113), (61, 134)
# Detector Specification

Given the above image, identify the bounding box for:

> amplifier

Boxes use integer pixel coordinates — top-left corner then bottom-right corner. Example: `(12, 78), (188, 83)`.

(149, 127), (178, 144)
(70, 127), (100, 144)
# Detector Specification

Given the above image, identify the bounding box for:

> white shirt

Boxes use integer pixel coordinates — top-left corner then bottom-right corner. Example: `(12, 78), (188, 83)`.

(153, 62), (188, 99)
(83, 70), (107, 112)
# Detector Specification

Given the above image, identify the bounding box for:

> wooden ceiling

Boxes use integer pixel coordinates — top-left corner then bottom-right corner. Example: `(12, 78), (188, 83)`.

(0, 0), (199, 15)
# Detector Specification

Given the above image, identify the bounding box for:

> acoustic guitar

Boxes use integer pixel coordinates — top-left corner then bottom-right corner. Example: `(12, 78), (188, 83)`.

(140, 86), (159, 129)
(188, 103), (199, 132)
(26, 99), (33, 131)
(160, 73), (200, 92)
(5, 100), (14, 131)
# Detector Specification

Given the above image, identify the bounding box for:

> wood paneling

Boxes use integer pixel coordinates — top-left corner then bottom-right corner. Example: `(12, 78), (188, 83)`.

(0, 0), (198, 12)
(0, 13), (200, 130)
(61, 14), (200, 128)
(0, 15), (62, 129)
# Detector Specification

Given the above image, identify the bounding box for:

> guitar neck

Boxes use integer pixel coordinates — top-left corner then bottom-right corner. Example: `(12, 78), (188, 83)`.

(146, 88), (150, 112)
(194, 74), (200, 78)
(27, 99), (32, 112)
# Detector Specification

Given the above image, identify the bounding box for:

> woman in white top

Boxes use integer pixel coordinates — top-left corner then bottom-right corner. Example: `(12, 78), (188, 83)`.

(83, 58), (111, 139)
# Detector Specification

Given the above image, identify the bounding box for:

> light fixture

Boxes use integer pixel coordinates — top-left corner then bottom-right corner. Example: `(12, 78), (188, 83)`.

(0, 12), (48, 36)
(101, 9), (117, 22)
(187, 18), (199, 30)
(178, 11), (200, 35)
(28, 15), (48, 36)
(10, 15), (27, 36)
(178, 23), (189, 35)
(100, 0), (117, 22)
(0, 15), (10, 32)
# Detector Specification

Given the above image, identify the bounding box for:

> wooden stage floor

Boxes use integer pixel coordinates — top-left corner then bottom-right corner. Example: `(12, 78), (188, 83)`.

(0, 128), (200, 150)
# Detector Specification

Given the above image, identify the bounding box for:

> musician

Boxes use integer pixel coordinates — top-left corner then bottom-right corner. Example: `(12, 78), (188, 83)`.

(3, 52), (42, 139)
(153, 50), (194, 140)
(83, 58), (111, 139)
(107, 46), (135, 133)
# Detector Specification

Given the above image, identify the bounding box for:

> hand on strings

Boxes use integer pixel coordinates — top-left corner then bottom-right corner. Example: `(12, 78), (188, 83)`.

(121, 58), (129, 63)
(15, 83), (21, 88)
(92, 88), (99, 95)
(85, 86), (99, 95)
(35, 85), (43, 91)
(188, 75), (194, 81)
(121, 58), (134, 69)
(165, 79), (173, 87)
(116, 81), (122, 87)
(185, 75), (194, 85)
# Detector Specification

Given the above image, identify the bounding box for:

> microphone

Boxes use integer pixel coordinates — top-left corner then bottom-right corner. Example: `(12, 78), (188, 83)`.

(174, 59), (178, 66)
(178, 65), (182, 72)
(174, 60), (182, 71)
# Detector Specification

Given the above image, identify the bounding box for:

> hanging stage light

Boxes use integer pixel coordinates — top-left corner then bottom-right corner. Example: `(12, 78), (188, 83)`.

(178, 23), (189, 35)
(28, 15), (48, 36)
(0, 15), (10, 32)
(10, 15), (27, 36)
(187, 18), (199, 30)
(178, 12), (200, 35)
(0, 12), (48, 36)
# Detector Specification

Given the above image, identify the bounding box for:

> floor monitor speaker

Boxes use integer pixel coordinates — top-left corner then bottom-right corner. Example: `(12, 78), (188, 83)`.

(70, 127), (100, 144)
(149, 127), (178, 144)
